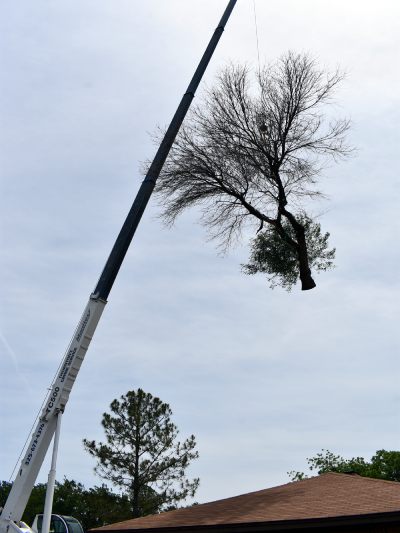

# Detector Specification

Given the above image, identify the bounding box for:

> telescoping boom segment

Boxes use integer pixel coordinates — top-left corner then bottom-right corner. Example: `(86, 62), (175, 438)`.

(0, 2), (237, 532)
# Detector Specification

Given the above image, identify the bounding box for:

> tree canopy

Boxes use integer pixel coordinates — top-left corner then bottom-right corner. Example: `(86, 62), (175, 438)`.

(288, 449), (400, 482)
(0, 478), (131, 530)
(83, 389), (199, 518)
(150, 51), (353, 291)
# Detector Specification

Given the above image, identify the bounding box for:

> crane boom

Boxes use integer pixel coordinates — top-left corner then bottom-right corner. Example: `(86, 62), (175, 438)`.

(0, 2), (237, 531)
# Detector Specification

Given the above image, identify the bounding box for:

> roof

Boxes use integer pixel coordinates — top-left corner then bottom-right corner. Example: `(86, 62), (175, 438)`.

(92, 473), (400, 532)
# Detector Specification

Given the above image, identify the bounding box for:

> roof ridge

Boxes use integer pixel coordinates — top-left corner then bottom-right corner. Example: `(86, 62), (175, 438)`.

(321, 472), (400, 484)
(172, 479), (312, 506)
(124, 477), (320, 515)
(161, 475), (400, 511)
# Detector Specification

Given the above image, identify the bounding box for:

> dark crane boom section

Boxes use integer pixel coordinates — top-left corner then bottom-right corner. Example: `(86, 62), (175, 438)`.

(94, 0), (237, 301)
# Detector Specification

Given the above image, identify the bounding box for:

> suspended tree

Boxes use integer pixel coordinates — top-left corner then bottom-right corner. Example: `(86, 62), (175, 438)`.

(83, 389), (199, 518)
(150, 51), (354, 290)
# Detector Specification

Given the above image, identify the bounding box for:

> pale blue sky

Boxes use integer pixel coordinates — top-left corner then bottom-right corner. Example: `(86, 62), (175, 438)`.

(1, 0), (399, 506)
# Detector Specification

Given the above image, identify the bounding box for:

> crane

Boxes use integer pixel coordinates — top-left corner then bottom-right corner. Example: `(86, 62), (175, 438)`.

(0, 2), (237, 532)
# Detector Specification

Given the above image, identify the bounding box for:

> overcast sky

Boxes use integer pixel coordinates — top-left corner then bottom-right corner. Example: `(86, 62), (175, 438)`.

(1, 0), (399, 508)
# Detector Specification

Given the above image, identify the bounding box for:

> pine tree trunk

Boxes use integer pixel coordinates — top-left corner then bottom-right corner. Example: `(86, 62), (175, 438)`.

(132, 418), (141, 518)
(132, 493), (139, 519)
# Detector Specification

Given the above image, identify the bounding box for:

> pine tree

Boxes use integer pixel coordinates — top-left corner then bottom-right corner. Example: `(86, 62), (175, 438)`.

(83, 389), (199, 518)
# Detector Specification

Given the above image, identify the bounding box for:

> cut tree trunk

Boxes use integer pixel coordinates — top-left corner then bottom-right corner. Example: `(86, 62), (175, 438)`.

(296, 228), (316, 291)
(281, 208), (316, 291)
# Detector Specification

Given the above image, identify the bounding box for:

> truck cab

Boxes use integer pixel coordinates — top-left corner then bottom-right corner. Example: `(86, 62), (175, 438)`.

(31, 515), (84, 533)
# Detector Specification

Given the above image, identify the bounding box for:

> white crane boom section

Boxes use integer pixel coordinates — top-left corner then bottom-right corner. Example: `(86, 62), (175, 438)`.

(0, 296), (106, 529)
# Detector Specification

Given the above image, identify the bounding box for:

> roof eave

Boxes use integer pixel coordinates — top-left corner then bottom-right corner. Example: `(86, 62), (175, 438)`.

(91, 510), (400, 533)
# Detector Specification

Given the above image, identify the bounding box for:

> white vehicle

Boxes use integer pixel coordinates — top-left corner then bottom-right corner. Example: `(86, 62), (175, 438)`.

(31, 515), (84, 533)
(0, 3), (237, 533)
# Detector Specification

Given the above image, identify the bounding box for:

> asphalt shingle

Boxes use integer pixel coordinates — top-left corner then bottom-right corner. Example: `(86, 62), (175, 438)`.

(92, 473), (400, 531)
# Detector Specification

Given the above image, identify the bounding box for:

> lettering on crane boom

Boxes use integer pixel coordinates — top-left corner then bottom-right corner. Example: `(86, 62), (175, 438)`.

(58, 348), (77, 383)
(45, 386), (61, 414)
(24, 423), (45, 466)
(76, 309), (90, 341)
(55, 308), (90, 387)
(58, 348), (78, 383)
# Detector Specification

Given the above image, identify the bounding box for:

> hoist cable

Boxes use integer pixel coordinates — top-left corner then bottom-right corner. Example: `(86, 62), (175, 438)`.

(8, 308), (87, 482)
(253, 0), (261, 74)
(8, 395), (48, 482)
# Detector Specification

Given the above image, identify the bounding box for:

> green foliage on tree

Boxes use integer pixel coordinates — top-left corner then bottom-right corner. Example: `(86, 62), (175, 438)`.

(0, 481), (12, 515)
(241, 216), (336, 291)
(0, 478), (131, 530)
(83, 389), (200, 519)
(51, 478), (132, 530)
(288, 449), (400, 482)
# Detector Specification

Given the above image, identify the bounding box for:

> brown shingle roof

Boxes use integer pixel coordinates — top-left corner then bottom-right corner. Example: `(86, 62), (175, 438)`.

(92, 473), (400, 531)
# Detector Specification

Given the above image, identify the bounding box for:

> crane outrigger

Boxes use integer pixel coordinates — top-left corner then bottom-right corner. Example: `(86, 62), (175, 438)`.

(0, 2), (237, 532)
